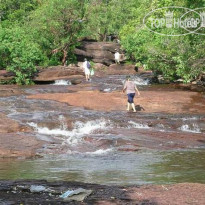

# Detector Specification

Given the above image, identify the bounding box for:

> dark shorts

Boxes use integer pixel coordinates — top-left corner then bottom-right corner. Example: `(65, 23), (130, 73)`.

(127, 93), (135, 103)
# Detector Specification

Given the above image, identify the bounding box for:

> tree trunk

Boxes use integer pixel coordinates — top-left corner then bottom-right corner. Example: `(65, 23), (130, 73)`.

(62, 49), (68, 66)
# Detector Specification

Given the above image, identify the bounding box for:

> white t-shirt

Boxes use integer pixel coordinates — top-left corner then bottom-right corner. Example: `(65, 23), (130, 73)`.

(115, 52), (120, 60)
(83, 61), (90, 75)
(83, 61), (88, 69)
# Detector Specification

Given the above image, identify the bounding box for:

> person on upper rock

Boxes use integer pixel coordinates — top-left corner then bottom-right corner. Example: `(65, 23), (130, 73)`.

(83, 58), (91, 81)
(114, 49), (120, 64)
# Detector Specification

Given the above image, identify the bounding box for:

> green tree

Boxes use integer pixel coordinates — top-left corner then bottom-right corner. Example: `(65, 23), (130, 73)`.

(85, 0), (141, 41)
(0, 26), (45, 84)
(120, 0), (205, 82)
(0, 0), (40, 23)
(29, 0), (87, 66)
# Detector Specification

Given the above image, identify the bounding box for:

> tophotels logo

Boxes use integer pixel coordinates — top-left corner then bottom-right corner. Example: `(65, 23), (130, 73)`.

(143, 7), (205, 36)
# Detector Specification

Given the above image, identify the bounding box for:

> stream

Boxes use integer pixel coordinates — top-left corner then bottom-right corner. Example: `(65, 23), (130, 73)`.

(0, 75), (205, 185)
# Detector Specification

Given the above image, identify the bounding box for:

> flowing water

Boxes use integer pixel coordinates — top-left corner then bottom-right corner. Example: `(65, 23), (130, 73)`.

(0, 75), (205, 185)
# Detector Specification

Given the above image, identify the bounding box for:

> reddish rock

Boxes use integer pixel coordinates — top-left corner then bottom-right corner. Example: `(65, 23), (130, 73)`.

(0, 85), (24, 97)
(0, 113), (43, 158)
(0, 133), (44, 158)
(37, 119), (73, 130)
(0, 70), (15, 78)
(0, 70), (15, 82)
(27, 90), (124, 111)
(190, 84), (205, 92)
(174, 83), (205, 92)
(0, 113), (30, 133)
(94, 64), (137, 76)
(128, 183), (205, 205)
(70, 78), (82, 85)
(34, 66), (84, 82)
(93, 63), (108, 70)
(106, 64), (137, 75)
(118, 148), (140, 152)
(27, 89), (205, 114)
(74, 41), (121, 65)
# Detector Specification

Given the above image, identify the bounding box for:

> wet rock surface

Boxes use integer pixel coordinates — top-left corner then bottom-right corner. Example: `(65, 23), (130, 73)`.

(1, 75), (205, 158)
(0, 85), (25, 97)
(0, 180), (127, 205)
(27, 83), (205, 114)
(0, 180), (205, 205)
(0, 133), (44, 158)
(1, 73), (205, 203)
(0, 113), (44, 158)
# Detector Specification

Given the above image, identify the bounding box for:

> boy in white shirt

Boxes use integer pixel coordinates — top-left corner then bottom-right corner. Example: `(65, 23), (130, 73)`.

(114, 50), (120, 64)
(83, 58), (91, 81)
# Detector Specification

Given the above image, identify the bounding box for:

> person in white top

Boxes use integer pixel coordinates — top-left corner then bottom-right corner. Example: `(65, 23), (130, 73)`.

(83, 58), (90, 81)
(114, 50), (120, 64)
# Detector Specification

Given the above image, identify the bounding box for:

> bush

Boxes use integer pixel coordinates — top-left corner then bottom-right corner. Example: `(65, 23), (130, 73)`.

(0, 26), (45, 85)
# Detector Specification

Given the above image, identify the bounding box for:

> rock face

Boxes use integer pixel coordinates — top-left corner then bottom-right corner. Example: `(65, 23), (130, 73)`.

(0, 133), (43, 158)
(34, 66), (84, 83)
(0, 85), (25, 97)
(0, 113), (43, 158)
(0, 70), (15, 82)
(0, 113), (27, 133)
(74, 41), (122, 65)
(92, 64), (138, 76)
(27, 89), (205, 114)
(107, 64), (137, 75)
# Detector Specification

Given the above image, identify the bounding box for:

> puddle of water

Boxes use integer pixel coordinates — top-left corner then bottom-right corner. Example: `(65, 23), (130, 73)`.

(0, 150), (205, 185)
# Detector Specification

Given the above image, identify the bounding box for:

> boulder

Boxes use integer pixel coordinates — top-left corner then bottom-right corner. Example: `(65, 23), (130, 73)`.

(74, 41), (121, 66)
(106, 64), (137, 75)
(191, 81), (198, 85)
(138, 71), (157, 83)
(157, 75), (171, 84)
(0, 70), (15, 77)
(190, 84), (205, 92)
(0, 70), (15, 83)
(93, 63), (108, 70)
(109, 64), (136, 70)
(90, 63), (137, 76)
(174, 79), (184, 83)
(70, 79), (82, 85)
(34, 66), (84, 82)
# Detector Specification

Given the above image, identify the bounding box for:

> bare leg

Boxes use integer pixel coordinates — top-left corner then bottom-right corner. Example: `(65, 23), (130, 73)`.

(127, 103), (130, 111)
(131, 103), (136, 112)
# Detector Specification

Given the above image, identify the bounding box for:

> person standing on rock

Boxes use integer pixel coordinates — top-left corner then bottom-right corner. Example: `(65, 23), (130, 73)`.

(123, 76), (140, 112)
(83, 58), (91, 81)
(114, 49), (120, 64)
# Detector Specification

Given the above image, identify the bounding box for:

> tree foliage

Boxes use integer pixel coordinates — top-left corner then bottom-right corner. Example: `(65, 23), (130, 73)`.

(0, 0), (205, 84)
(0, 26), (45, 84)
(120, 0), (205, 82)
(29, 0), (87, 66)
